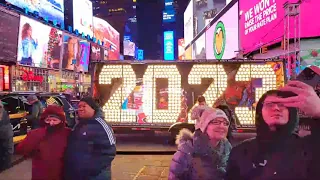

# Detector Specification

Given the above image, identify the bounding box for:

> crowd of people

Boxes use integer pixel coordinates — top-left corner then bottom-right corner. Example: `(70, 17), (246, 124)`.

(0, 80), (319, 180)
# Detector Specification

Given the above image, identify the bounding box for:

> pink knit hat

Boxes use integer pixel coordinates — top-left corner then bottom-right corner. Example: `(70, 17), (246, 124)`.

(198, 108), (229, 133)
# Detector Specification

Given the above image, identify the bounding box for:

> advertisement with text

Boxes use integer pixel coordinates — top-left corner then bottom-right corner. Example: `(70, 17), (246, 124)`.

(61, 34), (90, 72)
(73, 0), (93, 37)
(91, 44), (102, 61)
(240, 0), (320, 53)
(6, 0), (64, 25)
(93, 17), (120, 60)
(206, 1), (239, 59)
(184, 0), (194, 46)
(17, 16), (62, 68)
(194, 0), (226, 35)
(96, 60), (284, 127)
(178, 39), (186, 60)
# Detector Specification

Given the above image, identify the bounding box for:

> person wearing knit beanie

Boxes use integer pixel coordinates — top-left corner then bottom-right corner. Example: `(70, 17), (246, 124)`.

(15, 105), (71, 180)
(64, 97), (116, 180)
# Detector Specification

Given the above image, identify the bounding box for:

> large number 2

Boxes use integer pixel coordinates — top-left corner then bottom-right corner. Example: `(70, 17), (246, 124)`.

(99, 65), (137, 122)
(187, 64), (228, 120)
(143, 65), (181, 123)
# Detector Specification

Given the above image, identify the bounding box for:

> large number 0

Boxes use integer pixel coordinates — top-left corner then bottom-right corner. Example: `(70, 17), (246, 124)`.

(235, 64), (277, 125)
(187, 64), (228, 120)
(143, 65), (181, 123)
(99, 65), (137, 122)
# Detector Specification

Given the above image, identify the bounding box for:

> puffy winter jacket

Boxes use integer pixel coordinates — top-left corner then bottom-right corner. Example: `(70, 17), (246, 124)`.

(168, 129), (232, 180)
(64, 115), (116, 180)
(0, 111), (14, 171)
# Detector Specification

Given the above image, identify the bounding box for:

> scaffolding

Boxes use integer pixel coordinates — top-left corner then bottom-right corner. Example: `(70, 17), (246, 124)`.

(283, 1), (301, 79)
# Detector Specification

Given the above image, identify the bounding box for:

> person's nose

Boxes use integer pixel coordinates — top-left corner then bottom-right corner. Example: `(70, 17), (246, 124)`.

(272, 104), (281, 111)
(49, 121), (55, 126)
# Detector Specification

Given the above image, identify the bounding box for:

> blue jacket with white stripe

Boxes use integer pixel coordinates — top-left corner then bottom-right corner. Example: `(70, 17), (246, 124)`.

(64, 113), (116, 180)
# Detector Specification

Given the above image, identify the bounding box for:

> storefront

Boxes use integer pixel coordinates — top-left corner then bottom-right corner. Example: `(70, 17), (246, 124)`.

(11, 65), (49, 92)
(0, 65), (11, 91)
(48, 70), (61, 92)
(79, 74), (91, 93)
(59, 70), (76, 93)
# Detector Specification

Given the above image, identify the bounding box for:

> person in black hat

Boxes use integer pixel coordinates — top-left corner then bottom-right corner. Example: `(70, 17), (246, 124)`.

(64, 97), (116, 180)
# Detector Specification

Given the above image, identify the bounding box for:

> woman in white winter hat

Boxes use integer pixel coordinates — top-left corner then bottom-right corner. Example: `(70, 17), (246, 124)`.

(169, 107), (232, 180)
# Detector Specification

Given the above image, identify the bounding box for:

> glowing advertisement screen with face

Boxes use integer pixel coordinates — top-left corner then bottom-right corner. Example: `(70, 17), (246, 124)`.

(17, 16), (62, 68)
(73, 0), (93, 37)
(206, 2), (239, 60)
(240, 0), (320, 53)
(61, 33), (90, 72)
(6, 0), (64, 25)
(95, 60), (285, 127)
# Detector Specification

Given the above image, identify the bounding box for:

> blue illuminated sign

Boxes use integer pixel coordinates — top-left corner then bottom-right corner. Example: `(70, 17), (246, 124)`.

(165, 0), (174, 9)
(163, 10), (176, 23)
(137, 49), (144, 60)
(164, 31), (174, 60)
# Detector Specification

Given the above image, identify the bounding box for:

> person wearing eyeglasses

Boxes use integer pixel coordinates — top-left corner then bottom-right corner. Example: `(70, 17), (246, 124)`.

(225, 81), (320, 180)
(169, 108), (232, 180)
(16, 105), (71, 180)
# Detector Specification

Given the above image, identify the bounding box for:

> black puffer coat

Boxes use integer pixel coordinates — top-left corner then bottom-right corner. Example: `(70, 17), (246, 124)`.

(225, 90), (320, 180)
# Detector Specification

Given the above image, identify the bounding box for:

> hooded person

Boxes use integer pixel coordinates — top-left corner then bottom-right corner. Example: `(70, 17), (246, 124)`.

(15, 105), (71, 180)
(0, 101), (14, 172)
(225, 90), (319, 180)
(64, 97), (116, 180)
(168, 108), (232, 180)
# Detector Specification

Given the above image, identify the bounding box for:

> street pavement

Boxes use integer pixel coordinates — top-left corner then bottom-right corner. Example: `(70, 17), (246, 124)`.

(0, 132), (256, 180)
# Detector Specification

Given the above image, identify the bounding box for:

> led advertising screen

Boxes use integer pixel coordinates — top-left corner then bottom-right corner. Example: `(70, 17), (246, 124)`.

(194, 0), (226, 35)
(73, 0), (93, 37)
(0, 10), (19, 63)
(6, 0), (64, 25)
(206, 2), (239, 60)
(96, 60), (284, 127)
(165, 0), (174, 9)
(93, 17), (120, 60)
(17, 16), (62, 68)
(163, 9), (176, 23)
(91, 44), (102, 61)
(61, 34), (90, 72)
(192, 33), (206, 59)
(124, 38), (136, 57)
(240, 0), (320, 53)
(184, 0), (194, 46)
(178, 39), (186, 60)
(164, 31), (175, 60)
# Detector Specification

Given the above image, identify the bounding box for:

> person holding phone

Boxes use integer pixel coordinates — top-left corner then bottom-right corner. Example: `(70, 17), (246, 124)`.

(225, 81), (320, 179)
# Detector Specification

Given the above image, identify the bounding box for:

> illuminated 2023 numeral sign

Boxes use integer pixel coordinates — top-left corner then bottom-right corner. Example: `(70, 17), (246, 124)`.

(98, 63), (282, 125)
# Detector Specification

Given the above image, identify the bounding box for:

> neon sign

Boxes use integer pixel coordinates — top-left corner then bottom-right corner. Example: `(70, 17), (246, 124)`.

(20, 69), (44, 82)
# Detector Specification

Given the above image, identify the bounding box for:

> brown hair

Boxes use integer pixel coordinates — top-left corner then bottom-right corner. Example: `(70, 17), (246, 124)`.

(21, 23), (32, 40)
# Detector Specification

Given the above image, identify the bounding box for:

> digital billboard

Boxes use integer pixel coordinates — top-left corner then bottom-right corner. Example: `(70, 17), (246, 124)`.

(240, 0), (320, 53)
(93, 17), (120, 60)
(165, 0), (174, 9)
(73, 0), (93, 37)
(164, 31), (175, 60)
(124, 40), (136, 57)
(184, 0), (194, 46)
(91, 44), (102, 61)
(6, 0), (64, 25)
(193, 33), (206, 59)
(17, 16), (62, 68)
(163, 10), (176, 23)
(61, 34), (90, 72)
(194, 0), (226, 35)
(206, 1), (239, 60)
(0, 10), (19, 63)
(178, 39), (186, 60)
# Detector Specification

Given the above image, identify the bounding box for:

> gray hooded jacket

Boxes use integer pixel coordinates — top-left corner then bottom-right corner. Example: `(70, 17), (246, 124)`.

(168, 129), (232, 180)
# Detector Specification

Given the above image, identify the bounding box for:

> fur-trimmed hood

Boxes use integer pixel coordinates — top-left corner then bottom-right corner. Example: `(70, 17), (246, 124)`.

(175, 128), (194, 147)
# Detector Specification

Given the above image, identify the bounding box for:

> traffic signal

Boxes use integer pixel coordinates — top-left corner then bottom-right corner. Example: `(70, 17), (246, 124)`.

(260, 46), (268, 54)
